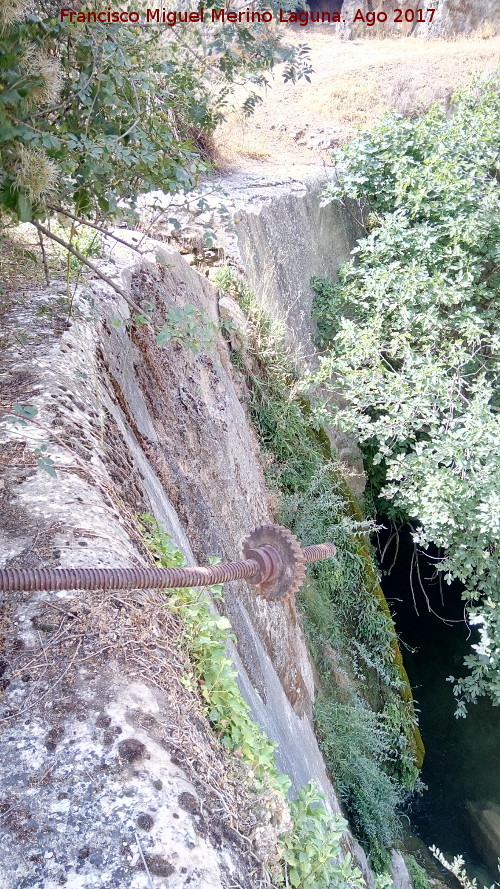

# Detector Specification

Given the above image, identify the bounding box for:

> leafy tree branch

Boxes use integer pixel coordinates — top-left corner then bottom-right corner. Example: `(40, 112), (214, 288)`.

(310, 75), (500, 712)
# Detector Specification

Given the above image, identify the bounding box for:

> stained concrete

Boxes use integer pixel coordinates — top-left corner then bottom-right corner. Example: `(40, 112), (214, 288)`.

(147, 166), (367, 490)
(0, 242), (373, 887)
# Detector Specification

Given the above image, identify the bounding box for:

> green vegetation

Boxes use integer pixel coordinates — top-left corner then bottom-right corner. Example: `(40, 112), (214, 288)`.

(139, 512), (369, 889)
(314, 695), (404, 857)
(155, 304), (218, 355)
(0, 0), (310, 224)
(140, 511), (288, 795)
(0, 0), (311, 315)
(311, 75), (500, 715)
(430, 847), (499, 889)
(279, 784), (365, 889)
(214, 268), (422, 869)
(3, 402), (57, 476)
(404, 854), (431, 889)
(1, 1), (206, 223)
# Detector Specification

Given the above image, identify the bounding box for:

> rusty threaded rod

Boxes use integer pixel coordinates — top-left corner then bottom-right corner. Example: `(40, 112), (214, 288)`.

(0, 536), (336, 595)
(301, 543), (337, 564)
(0, 559), (261, 594)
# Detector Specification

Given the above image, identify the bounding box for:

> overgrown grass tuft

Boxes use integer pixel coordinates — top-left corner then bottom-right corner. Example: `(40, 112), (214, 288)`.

(215, 267), (423, 869)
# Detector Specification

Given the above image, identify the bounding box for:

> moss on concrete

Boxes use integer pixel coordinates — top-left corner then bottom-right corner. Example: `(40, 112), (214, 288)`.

(219, 271), (425, 860)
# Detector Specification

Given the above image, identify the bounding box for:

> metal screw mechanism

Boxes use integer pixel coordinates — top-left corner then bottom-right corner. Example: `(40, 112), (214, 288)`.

(0, 524), (336, 601)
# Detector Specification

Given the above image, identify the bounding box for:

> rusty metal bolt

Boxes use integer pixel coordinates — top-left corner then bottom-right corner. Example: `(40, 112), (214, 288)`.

(0, 525), (336, 601)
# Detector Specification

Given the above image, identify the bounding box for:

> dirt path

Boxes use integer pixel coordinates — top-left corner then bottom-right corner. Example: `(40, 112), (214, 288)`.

(215, 31), (500, 168)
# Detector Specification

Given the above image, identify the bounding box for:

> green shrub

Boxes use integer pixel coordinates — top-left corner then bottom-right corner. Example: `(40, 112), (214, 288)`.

(0, 0), (312, 321)
(311, 75), (500, 713)
(314, 696), (402, 871)
(279, 783), (366, 889)
(156, 305), (218, 355)
(311, 276), (345, 349)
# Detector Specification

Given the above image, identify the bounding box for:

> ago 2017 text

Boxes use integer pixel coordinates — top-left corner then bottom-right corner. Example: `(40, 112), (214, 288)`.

(353, 8), (436, 24)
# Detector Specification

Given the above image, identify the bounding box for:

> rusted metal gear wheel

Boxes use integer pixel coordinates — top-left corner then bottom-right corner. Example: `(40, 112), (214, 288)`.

(241, 524), (307, 601)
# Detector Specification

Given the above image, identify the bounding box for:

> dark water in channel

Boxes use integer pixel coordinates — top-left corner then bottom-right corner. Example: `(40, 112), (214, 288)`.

(377, 523), (500, 887)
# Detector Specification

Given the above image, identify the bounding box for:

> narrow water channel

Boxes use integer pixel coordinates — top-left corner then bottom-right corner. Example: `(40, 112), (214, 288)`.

(378, 523), (500, 887)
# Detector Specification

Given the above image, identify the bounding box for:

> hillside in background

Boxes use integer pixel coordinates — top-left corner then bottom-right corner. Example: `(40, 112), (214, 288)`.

(216, 32), (500, 165)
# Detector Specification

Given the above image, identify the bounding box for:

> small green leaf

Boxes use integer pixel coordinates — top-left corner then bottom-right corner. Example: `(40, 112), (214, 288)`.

(13, 403), (37, 419)
(37, 456), (57, 478)
(215, 617), (231, 630)
(156, 325), (173, 347)
(17, 192), (32, 223)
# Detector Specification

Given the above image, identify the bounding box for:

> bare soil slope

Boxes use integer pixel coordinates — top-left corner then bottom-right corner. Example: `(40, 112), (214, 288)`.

(215, 31), (500, 167)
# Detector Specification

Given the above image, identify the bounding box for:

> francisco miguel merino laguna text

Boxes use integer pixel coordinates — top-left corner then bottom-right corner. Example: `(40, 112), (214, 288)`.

(60, 7), (350, 25)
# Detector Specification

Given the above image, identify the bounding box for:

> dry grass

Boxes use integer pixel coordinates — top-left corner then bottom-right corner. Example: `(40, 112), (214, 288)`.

(229, 130), (272, 160)
(0, 223), (82, 309)
(0, 218), (105, 303)
(215, 33), (500, 167)
(302, 37), (500, 123)
(0, 227), (52, 297)
(0, 584), (275, 887)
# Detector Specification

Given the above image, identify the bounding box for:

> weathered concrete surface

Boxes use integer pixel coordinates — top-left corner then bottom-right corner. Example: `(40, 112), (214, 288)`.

(467, 801), (500, 878)
(1, 661), (252, 889)
(148, 166), (363, 366)
(224, 168), (363, 364)
(391, 851), (413, 889)
(223, 168), (367, 492)
(0, 279), (266, 889)
(342, 0), (499, 37)
(113, 248), (320, 725)
(151, 166), (366, 491)
(0, 243), (373, 887)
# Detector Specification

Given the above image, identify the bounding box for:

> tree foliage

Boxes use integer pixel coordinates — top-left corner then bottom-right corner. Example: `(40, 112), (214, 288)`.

(311, 76), (500, 713)
(0, 0), (310, 227)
